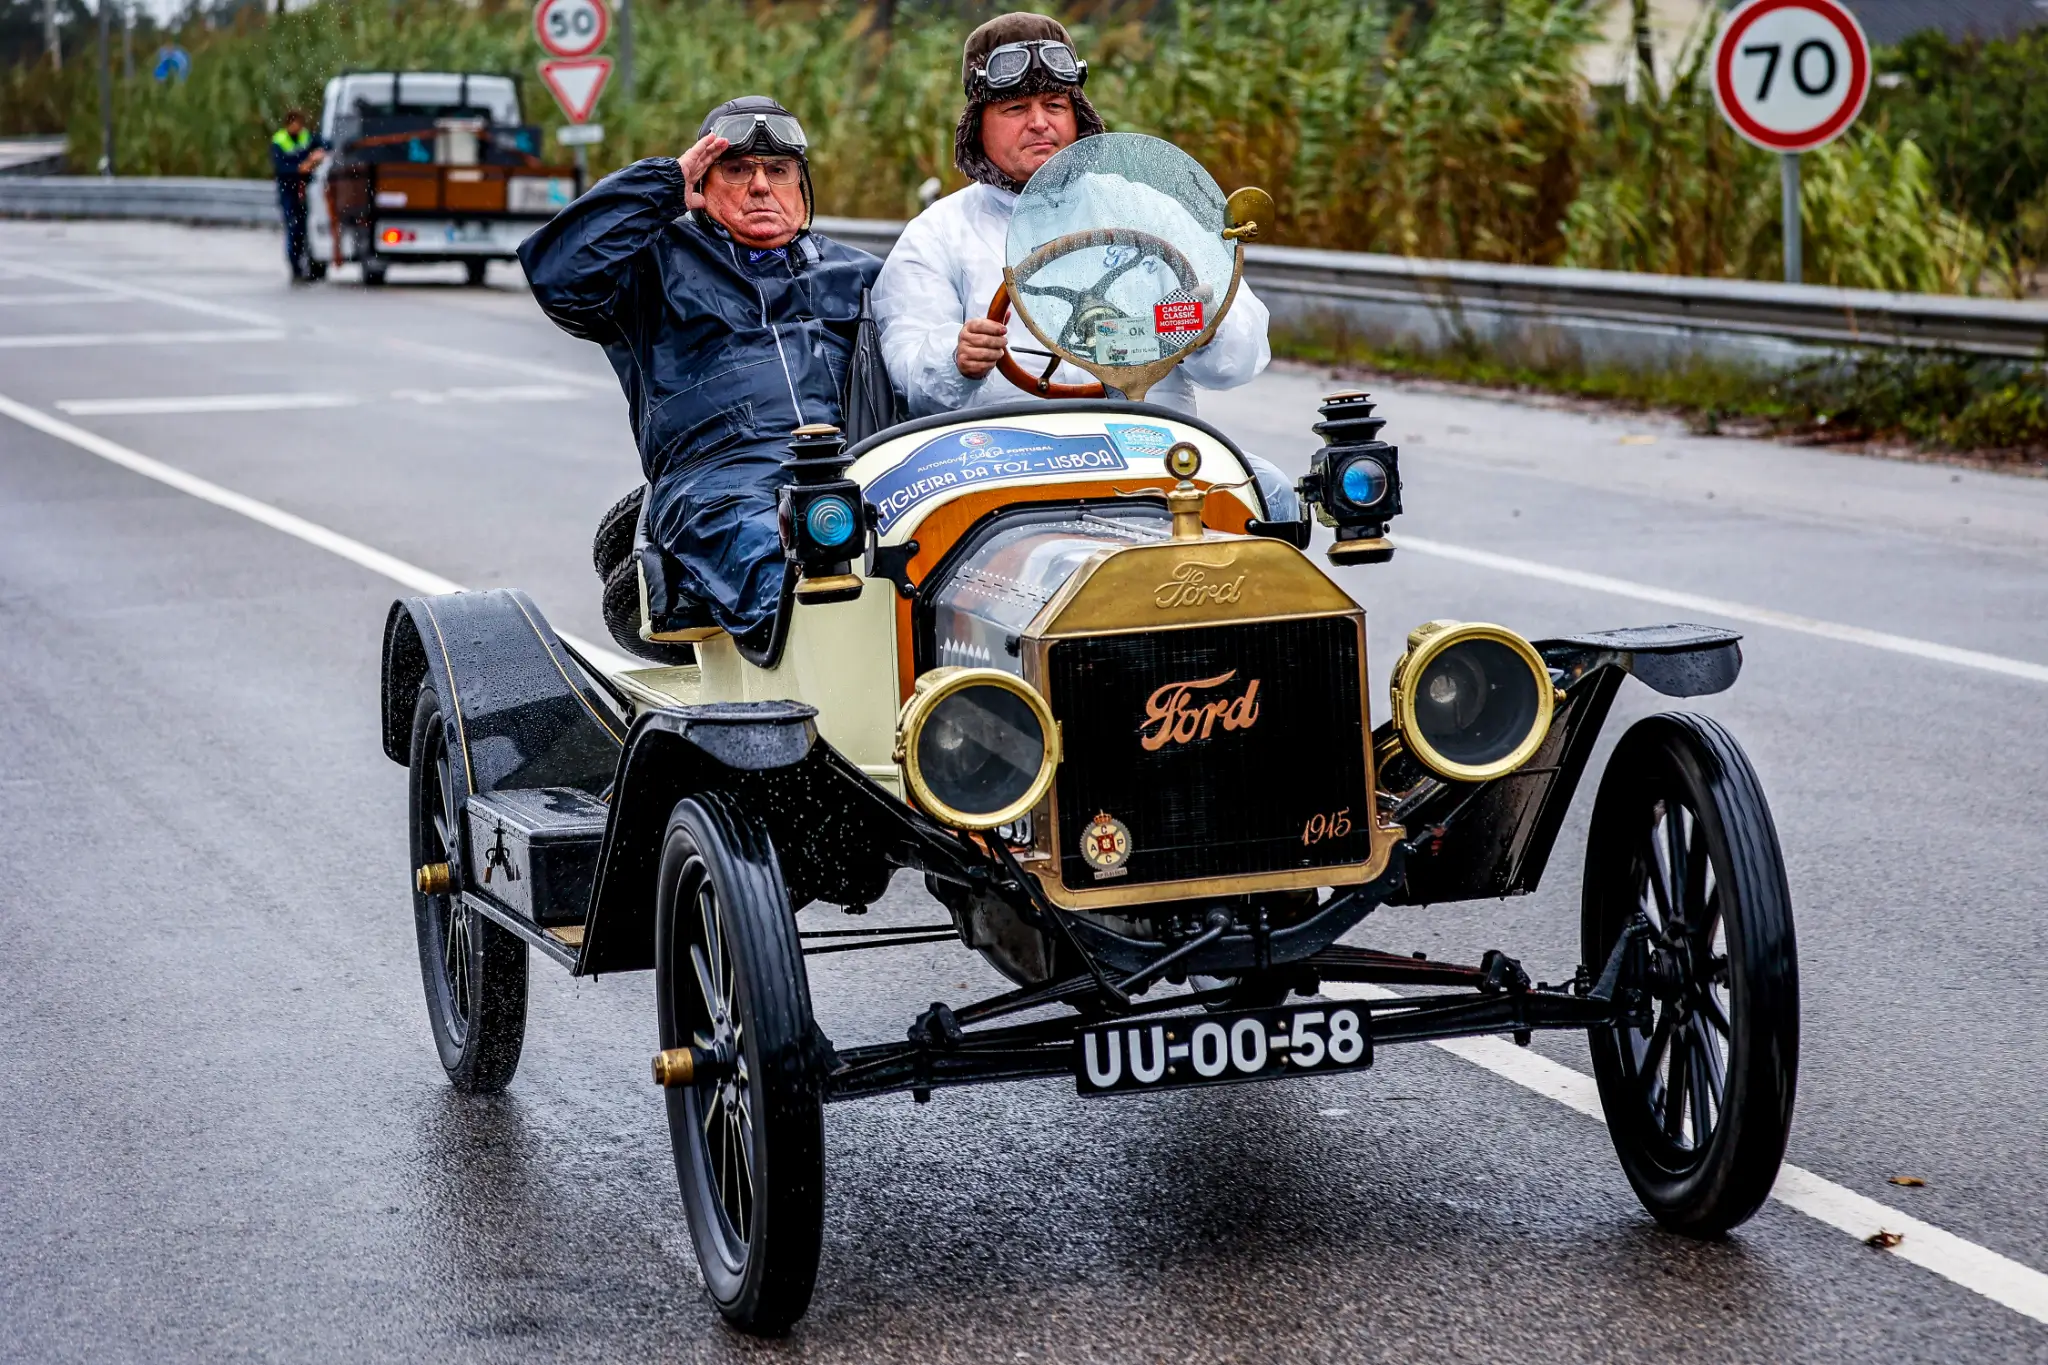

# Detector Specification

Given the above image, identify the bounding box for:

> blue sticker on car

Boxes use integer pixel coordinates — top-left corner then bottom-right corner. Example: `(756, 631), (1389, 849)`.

(867, 428), (1126, 532)
(1105, 422), (1176, 463)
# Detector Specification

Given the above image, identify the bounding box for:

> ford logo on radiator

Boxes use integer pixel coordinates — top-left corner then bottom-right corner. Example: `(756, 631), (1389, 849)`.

(1139, 670), (1261, 751)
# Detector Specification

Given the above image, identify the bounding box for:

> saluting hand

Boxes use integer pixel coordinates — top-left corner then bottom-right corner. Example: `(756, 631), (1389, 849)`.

(677, 134), (730, 212)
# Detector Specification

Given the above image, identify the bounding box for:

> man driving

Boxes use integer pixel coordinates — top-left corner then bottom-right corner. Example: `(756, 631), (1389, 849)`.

(870, 12), (1291, 516)
(519, 97), (880, 647)
(872, 14), (1272, 417)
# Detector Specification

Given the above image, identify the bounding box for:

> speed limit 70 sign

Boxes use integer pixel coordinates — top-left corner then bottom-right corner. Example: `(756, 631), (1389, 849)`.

(1712, 0), (1870, 153)
(534, 0), (609, 60)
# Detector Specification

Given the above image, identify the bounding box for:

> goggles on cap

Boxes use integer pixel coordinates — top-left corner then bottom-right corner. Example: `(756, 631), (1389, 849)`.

(970, 39), (1088, 96)
(707, 111), (808, 158)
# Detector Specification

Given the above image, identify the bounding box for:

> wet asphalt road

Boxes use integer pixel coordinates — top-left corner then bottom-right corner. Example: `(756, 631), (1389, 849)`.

(1, 221), (2044, 1363)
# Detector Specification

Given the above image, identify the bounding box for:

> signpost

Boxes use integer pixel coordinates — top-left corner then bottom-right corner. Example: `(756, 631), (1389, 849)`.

(534, 0), (612, 187)
(1711, 0), (1871, 285)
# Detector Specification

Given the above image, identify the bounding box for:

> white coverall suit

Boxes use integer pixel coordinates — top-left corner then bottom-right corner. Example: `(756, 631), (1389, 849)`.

(870, 181), (1296, 520)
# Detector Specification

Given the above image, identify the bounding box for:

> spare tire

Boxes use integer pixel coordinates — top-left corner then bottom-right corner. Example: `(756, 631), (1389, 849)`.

(593, 486), (646, 580)
(603, 555), (698, 667)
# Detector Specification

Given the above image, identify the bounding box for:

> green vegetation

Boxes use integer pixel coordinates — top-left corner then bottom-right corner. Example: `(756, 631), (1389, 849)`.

(0, 0), (2033, 295)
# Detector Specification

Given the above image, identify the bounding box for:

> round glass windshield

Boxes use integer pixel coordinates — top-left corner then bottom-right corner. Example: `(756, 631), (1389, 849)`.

(1005, 132), (1236, 373)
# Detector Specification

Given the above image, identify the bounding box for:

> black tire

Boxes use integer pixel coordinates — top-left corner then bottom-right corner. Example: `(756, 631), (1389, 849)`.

(1583, 712), (1797, 1237)
(655, 794), (825, 1336)
(465, 259), (489, 286)
(592, 486), (646, 579)
(305, 259), (327, 281)
(362, 259), (387, 287)
(602, 555), (697, 667)
(408, 686), (528, 1093)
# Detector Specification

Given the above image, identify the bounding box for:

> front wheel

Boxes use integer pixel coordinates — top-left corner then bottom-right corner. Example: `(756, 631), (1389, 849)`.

(655, 794), (824, 1335)
(408, 686), (527, 1092)
(1583, 712), (1797, 1237)
(465, 259), (488, 286)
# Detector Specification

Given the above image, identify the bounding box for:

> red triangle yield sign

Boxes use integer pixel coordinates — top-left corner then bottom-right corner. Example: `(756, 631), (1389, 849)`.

(540, 58), (611, 124)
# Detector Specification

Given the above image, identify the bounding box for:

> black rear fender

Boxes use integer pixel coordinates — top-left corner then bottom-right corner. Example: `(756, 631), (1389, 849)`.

(378, 590), (625, 800)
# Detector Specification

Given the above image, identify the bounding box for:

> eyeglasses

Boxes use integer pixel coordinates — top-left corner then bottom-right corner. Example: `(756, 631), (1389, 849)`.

(707, 111), (808, 156)
(972, 40), (1088, 93)
(711, 157), (801, 186)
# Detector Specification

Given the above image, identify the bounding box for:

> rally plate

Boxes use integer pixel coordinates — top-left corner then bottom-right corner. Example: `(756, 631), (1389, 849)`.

(1075, 1000), (1373, 1096)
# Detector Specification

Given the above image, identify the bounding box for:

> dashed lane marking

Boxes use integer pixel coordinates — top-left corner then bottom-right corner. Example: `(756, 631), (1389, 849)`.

(55, 386), (591, 417)
(1327, 983), (2048, 1326)
(0, 328), (285, 350)
(1395, 533), (2048, 686)
(0, 291), (126, 307)
(0, 259), (281, 327)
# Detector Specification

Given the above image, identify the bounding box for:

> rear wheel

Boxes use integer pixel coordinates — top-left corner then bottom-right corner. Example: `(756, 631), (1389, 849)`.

(408, 686), (527, 1092)
(1584, 713), (1797, 1237)
(465, 259), (489, 286)
(362, 258), (387, 287)
(592, 486), (645, 579)
(655, 794), (824, 1336)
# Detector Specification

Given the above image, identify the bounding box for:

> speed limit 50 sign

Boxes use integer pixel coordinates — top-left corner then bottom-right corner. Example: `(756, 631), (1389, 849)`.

(1712, 0), (1870, 154)
(534, 0), (609, 60)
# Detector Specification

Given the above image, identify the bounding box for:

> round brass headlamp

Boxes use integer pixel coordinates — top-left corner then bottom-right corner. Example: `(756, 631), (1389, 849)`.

(895, 667), (1061, 830)
(1389, 621), (1556, 783)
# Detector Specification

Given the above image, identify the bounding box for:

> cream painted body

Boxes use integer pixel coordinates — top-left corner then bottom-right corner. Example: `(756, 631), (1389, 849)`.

(613, 409), (1266, 806)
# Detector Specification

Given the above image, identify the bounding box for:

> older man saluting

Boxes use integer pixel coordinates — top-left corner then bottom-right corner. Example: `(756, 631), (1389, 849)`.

(520, 97), (880, 647)
(872, 12), (1272, 424)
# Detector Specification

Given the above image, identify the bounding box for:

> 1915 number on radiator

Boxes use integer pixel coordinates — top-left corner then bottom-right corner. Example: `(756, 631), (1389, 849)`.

(1074, 1001), (1373, 1095)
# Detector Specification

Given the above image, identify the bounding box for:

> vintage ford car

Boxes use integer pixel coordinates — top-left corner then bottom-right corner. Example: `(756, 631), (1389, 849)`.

(378, 135), (1797, 1335)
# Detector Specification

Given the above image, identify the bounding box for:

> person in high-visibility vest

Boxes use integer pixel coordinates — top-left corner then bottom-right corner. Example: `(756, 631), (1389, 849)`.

(270, 109), (327, 282)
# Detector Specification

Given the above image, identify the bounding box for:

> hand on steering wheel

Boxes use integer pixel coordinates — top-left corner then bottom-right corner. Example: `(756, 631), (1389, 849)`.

(988, 228), (1202, 400)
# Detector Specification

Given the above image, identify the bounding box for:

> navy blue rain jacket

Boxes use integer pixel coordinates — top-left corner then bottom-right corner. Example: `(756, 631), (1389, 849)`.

(518, 157), (881, 635)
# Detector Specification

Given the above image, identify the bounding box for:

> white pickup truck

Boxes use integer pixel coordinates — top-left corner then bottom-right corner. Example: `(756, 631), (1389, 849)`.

(306, 71), (580, 286)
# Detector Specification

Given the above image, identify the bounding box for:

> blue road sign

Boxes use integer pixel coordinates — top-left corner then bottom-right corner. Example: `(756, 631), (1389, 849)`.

(152, 46), (190, 82)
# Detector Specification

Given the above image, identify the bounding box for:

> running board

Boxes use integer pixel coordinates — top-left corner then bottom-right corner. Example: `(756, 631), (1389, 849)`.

(462, 891), (581, 971)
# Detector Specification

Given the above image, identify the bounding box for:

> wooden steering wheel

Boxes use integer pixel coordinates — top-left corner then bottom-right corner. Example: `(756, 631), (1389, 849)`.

(989, 227), (1203, 400)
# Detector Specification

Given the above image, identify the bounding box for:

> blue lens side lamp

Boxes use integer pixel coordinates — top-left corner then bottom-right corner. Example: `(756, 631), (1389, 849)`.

(1302, 390), (1402, 566)
(781, 424), (868, 605)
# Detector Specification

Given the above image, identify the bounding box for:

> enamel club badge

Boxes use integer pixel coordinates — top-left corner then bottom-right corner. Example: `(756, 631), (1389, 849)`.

(1081, 812), (1132, 878)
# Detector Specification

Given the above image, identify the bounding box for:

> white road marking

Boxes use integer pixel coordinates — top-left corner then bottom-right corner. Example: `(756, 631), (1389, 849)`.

(386, 336), (618, 391)
(58, 392), (359, 416)
(0, 328), (284, 350)
(0, 389), (635, 674)
(1395, 533), (2048, 686)
(0, 259), (281, 327)
(1326, 982), (2048, 1325)
(0, 291), (124, 307)
(4, 384), (2046, 1325)
(55, 386), (589, 417)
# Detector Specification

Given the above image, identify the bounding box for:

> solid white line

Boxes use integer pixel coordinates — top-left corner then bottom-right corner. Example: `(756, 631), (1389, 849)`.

(7, 383), (2046, 1325)
(0, 328), (284, 350)
(1326, 983), (2048, 1325)
(0, 390), (636, 673)
(1395, 533), (2048, 686)
(58, 392), (360, 416)
(386, 336), (618, 392)
(0, 259), (282, 327)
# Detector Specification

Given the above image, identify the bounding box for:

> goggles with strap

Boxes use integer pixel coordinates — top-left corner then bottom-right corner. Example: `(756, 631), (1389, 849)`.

(706, 110), (808, 158)
(969, 40), (1088, 96)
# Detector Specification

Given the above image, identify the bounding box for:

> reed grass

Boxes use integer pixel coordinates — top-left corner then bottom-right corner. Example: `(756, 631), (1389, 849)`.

(0, 0), (2018, 295)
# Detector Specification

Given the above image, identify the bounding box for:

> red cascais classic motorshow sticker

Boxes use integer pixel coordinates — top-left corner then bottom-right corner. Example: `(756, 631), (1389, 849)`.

(1154, 300), (1205, 334)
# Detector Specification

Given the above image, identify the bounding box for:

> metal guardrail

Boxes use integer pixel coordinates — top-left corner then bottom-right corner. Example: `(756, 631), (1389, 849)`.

(0, 176), (276, 224)
(4, 182), (2042, 365)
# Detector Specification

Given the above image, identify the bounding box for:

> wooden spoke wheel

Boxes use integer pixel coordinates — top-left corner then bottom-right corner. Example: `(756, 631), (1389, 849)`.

(655, 794), (824, 1336)
(1583, 713), (1798, 1237)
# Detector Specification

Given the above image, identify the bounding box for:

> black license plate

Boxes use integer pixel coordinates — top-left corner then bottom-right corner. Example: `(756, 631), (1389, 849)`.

(1074, 1000), (1373, 1096)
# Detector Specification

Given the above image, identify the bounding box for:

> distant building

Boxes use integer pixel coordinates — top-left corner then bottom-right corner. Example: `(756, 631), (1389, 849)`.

(1843, 0), (2048, 44)
(1584, 0), (2047, 93)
